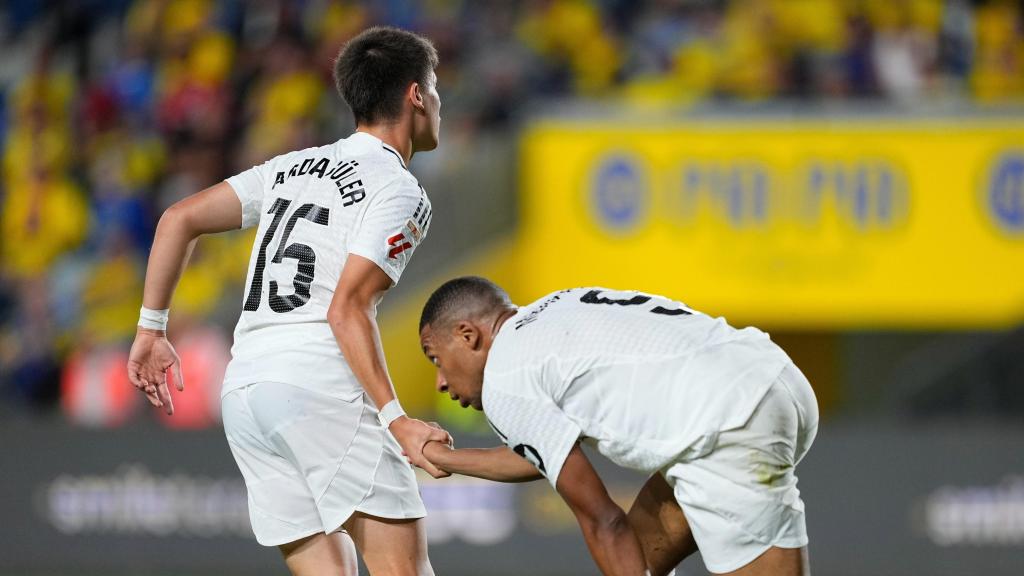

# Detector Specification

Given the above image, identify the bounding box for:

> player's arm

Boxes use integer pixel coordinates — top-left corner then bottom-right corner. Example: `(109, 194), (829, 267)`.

(556, 443), (649, 576)
(128, 182), (246, 414)
(327, 255), (450, 477)
(142, 182), (245, 309)
(422, 441), (543, 482)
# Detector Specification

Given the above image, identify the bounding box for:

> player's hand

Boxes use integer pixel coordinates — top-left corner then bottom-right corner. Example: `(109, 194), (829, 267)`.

(421, 439), (455, 477)
(127, 328), (184, 416)
(426, 421), (454, 448)
(401, 423), (454, 479)
(421, 423), (455, 478)
(389, 416), (451, 478)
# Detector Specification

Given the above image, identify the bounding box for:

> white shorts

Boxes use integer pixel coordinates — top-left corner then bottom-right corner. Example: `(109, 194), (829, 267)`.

(662, 363), (819, 574)
(222, 382), (426, 546)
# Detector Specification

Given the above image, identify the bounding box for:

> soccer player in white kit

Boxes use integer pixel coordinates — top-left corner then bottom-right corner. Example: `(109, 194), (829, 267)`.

(126, 27), (450, 576)
(416, 277), (819, 576)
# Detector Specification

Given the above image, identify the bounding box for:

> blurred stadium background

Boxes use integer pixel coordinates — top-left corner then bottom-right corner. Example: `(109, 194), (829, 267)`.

(1, 0), (1022, 574)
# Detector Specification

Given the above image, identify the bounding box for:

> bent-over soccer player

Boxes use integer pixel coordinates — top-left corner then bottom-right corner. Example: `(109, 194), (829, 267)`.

(416, 277), (818, 576)
(127, 27), (450, 576)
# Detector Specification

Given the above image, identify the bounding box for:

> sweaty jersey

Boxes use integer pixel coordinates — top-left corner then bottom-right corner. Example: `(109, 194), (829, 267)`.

(221, 132), (431, 400)
(482, 288), (791, 488)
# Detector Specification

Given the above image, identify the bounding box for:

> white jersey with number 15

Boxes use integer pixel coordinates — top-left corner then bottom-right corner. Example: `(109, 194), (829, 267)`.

(221, 132), (431, 400)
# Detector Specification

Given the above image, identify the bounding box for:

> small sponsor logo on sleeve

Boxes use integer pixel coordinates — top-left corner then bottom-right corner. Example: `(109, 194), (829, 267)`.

(405, 219), (423, 242)
(387, 233), (412, 259)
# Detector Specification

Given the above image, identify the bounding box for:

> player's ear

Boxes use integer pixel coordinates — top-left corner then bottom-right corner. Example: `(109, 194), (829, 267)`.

(455, 321), (479, 349)
(408, 82), (425, 113)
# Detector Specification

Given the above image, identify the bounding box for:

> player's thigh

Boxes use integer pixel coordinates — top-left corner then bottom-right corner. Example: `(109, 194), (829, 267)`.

(664, 371), (811, 574)
(343, 512), (433, 576)
(718, 546), (809, 576)
(222, 387), (325, 546)
(628, 472), (698, 576)
(279, 531), (358, 576)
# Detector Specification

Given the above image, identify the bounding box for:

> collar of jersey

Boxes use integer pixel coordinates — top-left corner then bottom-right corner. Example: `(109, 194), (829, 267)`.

(350, 131), (408, 171)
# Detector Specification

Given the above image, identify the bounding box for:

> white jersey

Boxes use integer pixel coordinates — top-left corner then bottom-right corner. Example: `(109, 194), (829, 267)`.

(221, 132), (431, 400)
(482, 288), (791, 488)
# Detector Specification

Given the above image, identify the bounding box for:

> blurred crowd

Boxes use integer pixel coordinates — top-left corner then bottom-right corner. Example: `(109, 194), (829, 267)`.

(0, 0), (1022, 424)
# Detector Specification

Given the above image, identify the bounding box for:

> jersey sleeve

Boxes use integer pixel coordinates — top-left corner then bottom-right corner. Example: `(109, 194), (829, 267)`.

(347, 178), (431, 285)
(225, 162), (269, 230)
(484, 386), (581, 489)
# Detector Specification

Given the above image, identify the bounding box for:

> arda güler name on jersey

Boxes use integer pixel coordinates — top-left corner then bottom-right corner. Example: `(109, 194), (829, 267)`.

(271, 156), (367, 208)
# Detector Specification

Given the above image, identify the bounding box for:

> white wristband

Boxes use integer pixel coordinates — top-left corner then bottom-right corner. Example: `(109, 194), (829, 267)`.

(377, 399), (406, 429)
(138, 306), (170, 331)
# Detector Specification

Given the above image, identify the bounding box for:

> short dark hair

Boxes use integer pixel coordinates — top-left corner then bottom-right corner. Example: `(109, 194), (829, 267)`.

(333, 26), (439, 125)
(420, 276), (512, 333)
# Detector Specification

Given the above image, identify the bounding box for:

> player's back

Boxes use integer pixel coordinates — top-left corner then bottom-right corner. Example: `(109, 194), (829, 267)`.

(485, 287), (791, 472)
(222, 132), (431, 400)
(492, 287), (777, 377)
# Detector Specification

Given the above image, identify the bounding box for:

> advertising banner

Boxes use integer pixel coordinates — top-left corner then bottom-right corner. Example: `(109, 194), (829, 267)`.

(518, 119), (1024, 328)
(2, 421), (1022, 575)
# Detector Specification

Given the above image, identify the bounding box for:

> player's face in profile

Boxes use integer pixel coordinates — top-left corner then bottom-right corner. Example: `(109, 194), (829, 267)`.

(419, 323), (485, 410)
(412, 69), (441, 152)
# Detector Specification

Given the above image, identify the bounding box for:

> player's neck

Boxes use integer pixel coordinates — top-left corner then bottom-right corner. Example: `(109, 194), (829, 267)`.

(490, 307), (518, 338)
(356, 124), (413, 166)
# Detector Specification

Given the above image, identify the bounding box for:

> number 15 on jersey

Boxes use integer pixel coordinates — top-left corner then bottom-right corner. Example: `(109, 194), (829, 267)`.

(244, 198), (330, 314)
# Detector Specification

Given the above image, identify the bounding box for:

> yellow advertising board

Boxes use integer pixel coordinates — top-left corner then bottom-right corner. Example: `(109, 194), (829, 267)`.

(518, 119), (1024, 328)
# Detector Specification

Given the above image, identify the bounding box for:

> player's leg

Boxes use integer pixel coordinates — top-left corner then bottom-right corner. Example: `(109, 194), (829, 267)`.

(343, 513), (433, 576)
(627, 472), (697, 576)
(662, 363), (818, 575)
(718, 546), (808, 576)
(279, 530), (359, 576)
(223, 385), (356, 572)
(332, 393), (433, 576)
(250, 385), (432, 576)
(711, 361), (816, 576)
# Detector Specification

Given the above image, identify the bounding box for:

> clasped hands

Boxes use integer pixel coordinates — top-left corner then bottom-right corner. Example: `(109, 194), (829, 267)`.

(390, 417), (454, 479)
